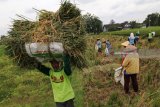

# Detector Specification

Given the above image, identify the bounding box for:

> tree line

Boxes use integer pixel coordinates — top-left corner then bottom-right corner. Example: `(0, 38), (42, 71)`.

(143, 13), (160, 27)
(83, 12), (160, 33)
(103, 12), (160, 32)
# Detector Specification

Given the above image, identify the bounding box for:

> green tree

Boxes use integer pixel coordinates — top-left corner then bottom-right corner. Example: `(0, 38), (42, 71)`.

(83, 13), (103, 34)
(3, 20), (38, 68)
(129, 21), (141, 29)
(143, 13), (160, 27)
(130, 21), (136, 29)
(108, 24), (121, 31)
(158, 16), (160, 25)
(0, 35), (6, 44)
(0, 35), (6, 40)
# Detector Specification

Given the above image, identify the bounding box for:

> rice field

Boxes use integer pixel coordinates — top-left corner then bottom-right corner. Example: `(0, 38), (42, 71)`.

(0, 34), (160, 107)
(102, 26), (160, 37)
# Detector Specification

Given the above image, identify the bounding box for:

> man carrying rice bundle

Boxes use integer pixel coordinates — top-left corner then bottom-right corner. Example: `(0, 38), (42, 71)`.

(35, 54), (75, 107)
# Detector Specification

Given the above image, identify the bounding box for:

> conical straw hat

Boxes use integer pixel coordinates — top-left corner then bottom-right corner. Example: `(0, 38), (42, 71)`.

(121, 41), (129, 47)
(124, 45), (137, 52)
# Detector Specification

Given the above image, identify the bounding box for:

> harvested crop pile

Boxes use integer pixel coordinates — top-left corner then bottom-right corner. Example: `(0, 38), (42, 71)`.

(3, 20), (38, 68)
(3, 1), (86, 69)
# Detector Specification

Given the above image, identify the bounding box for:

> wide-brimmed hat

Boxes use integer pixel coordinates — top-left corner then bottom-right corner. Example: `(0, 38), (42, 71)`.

(124, 45), (137, 52)
(121, 41), (129, 47)
(97, 38), (100, 40)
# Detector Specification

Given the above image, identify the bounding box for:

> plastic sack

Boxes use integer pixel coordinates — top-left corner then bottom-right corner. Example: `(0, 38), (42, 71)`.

(114, 67), (124, 86)
(25, 42), (64, 61)
(152, 32), (156, 36)
(95, 45), (98, 51)
(105, 48), (109, 55)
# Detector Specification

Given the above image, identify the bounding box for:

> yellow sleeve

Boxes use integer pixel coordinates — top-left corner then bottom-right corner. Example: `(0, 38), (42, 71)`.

(122, 55), (130, 67)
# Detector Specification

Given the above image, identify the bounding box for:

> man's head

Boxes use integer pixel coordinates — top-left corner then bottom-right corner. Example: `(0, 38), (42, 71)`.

(50, 59), (62, 70)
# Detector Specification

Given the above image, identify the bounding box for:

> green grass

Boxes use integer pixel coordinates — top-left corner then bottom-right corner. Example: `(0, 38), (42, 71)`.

(102, 26), (160, 36)
(107, 92), (123, 107)
(83, 59), (160, 107)
(83, 34), (160, 107)
(0, 45), (5, 57)
(0, 33), (160, 107)
(0, 45), (84, 107)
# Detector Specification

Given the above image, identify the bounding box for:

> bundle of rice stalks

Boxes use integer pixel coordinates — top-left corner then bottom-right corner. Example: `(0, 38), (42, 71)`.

(4, 1), (87, 69)
(25, 1), (86, 68)
(3, 20), (39, 69)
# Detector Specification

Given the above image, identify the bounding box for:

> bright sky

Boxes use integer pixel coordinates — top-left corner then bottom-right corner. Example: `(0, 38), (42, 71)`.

(0, 0), (160, 35)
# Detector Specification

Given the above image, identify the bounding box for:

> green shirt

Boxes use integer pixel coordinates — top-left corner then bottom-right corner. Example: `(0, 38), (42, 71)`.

(148, 33), (153, 39)
(49, 69), (75, 102)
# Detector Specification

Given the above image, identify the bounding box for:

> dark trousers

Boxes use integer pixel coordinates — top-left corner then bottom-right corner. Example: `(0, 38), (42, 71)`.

(148, 38), (152, 42)
(124, 74), (138, 94)
(56, 99), (74, 107)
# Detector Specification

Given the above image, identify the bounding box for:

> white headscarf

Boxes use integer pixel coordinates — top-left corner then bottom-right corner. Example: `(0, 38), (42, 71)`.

(130, 33), (135, 39)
